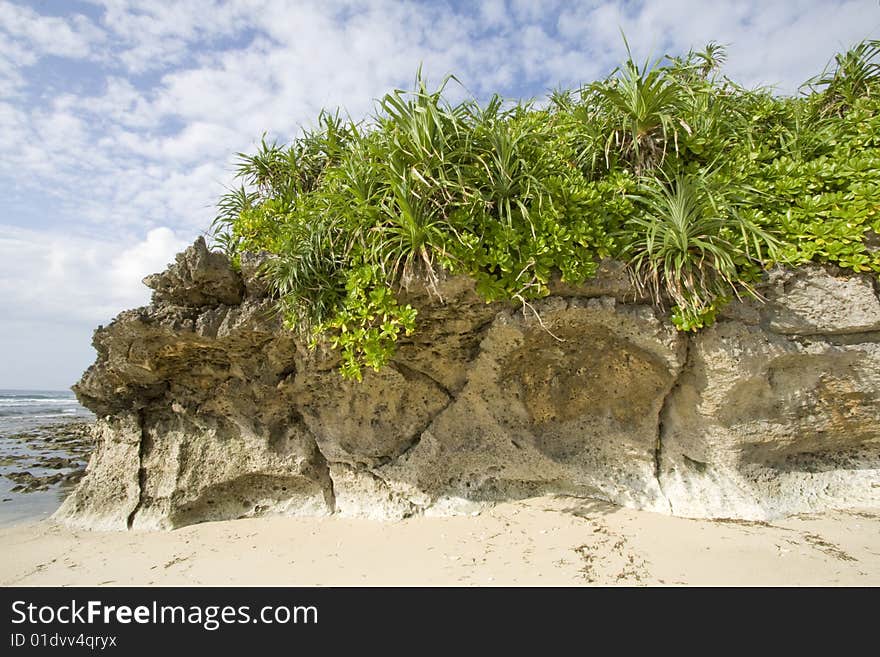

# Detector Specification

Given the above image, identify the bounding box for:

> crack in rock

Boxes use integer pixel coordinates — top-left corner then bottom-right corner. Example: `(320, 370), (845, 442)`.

(309, 434), (336, 514)
(654, 336), (692, 515)
(126, 410), (150, 530)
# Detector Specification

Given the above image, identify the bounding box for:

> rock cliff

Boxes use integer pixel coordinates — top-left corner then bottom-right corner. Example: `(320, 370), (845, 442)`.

(55, 238), (880, 529)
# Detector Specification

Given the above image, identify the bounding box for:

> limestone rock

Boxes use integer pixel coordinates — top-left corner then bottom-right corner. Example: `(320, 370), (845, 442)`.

(548, 258), (648, 302)
(660, 321), (880, 519)
(56, 239), (880, 528)
(371, 297), (685, 514)
(238, 251), (271, 299)
(762, 265), (880, 335)
(291, 364), (451, 468)
(54, 416), (141, 531)
(329, 463), (416, 520)
(143, 236), (244, 307)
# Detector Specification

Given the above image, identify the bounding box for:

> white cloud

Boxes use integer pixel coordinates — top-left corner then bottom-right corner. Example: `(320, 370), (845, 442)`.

(557, 0), (880, 91)
(480, 0), (509, 28)
(0, 0), (104, 60)
(0, 39), (34, 96)
(0, 223), (188, 389)
(0, 225), (189, 325)
(109, 226), (190, 301)
(90, 0), (252, 73)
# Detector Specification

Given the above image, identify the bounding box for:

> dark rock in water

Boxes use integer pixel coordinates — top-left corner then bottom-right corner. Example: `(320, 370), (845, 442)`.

(39, 456), (73, 470)
(1, 421), (95, 504)
(6, 469), (71, 493)
(56, 239), (880, 530)
(65, 471), (84, 484)
(8, 432), (38, 441)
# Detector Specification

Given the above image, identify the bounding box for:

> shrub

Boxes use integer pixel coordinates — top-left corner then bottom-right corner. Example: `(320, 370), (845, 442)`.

(212, 38), (880, 379)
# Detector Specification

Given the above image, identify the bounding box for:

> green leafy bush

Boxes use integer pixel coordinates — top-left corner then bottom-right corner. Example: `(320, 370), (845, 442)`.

(212, 39), (880, 379)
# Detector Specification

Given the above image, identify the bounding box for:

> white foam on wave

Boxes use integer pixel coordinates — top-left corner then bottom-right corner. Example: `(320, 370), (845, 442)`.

(0, 399), (77, 405)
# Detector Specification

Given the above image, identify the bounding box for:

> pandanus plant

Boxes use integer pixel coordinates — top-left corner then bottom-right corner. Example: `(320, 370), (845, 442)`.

(622, 171), (778, 327)
(591, 41), (686, 175)
(370, 70), (466, 294)
(808, 39), (880, 116)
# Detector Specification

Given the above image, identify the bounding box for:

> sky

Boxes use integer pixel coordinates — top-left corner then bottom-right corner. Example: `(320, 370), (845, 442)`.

(1, 0), (878, 389)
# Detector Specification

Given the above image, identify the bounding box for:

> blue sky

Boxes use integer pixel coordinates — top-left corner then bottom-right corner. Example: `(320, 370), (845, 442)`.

(1, 0), (878, 389)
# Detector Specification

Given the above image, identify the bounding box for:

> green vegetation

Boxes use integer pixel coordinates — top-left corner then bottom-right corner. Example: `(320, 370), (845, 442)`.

(212, 40), (880, 379)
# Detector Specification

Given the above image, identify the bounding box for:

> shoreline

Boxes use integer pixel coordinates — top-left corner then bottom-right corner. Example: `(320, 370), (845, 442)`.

(2, 495), (877, 586)
(0, 419), (94, 527)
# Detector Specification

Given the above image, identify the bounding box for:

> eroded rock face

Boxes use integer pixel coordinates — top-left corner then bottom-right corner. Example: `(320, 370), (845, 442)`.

(55, 240), (880, 529)
(361, 298), (685, 519)
(763, 265), (880, 335)
(660, 320), (880, 520)
(142, 236), (244, 307)
(658, 265), (880, 519)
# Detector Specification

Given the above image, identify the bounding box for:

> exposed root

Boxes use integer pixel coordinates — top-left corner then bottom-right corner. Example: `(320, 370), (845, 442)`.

(514, 294), (565, 343)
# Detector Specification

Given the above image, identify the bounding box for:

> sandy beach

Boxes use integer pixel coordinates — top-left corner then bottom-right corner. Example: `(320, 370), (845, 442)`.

(1, 495), (877, 586)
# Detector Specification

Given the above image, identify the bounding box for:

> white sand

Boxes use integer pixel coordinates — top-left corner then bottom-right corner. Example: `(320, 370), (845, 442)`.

(1, 496), (877, 586)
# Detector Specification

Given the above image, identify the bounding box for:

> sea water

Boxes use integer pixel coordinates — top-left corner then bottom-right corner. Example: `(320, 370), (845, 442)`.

(0, 389), (95, 526)
(0, 389), (93, 428)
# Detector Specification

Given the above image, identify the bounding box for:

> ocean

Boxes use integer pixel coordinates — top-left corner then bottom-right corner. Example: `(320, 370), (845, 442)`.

(0, 389), (95, 526)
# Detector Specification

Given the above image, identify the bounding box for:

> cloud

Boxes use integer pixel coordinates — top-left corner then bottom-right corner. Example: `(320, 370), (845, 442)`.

(0, 0), (104, 60)
(0, 223), (187, 389)
(109, 227), (191, 301)
(91, 0), (251, 73)
(0, 225), (189, 325)
(556, 0), (880, 91)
